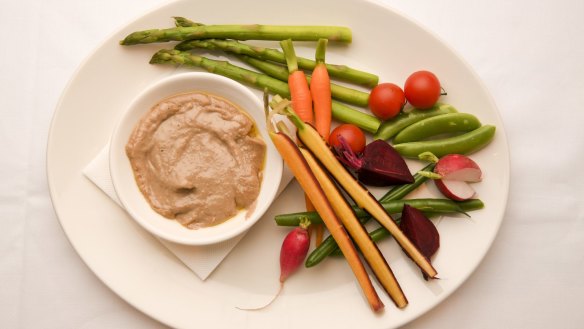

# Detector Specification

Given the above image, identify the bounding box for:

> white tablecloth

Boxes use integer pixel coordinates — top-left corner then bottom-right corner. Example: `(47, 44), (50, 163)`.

(2, 0), (583, 328)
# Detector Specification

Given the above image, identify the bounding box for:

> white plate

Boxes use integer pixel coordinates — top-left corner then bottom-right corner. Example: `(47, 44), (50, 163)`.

(47, 0), (510, 328)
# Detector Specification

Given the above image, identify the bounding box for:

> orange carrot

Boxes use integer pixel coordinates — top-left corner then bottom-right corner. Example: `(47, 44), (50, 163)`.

(310, 39), (332, 246)
(280, 39), (313, 124)
(267, 129), (384, 313)
(310, 39), (332, 140)
(280, 39), (316, 229)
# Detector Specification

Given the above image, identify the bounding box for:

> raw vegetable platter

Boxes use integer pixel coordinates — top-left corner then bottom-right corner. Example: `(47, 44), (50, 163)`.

(47, 0), (510, 328)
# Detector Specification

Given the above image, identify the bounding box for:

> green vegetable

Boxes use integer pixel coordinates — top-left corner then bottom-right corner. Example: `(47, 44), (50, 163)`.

(238, 54), (370, 107)
(373, 103), (458, 140)
(172, 17), (203, 27)
(331, 102), (379, 133)
(304, 199), (484, 266)
(393, 113), (482, 144)
(120, 24), (352, 45)
(277, 198), (477, 227)
(379, 163), (436, 202)
(151, 49), (289, 93)
(150, 49), (380, 133)
(175, 38), (378, 87)
(393, 125), (496, 158)
(330, 226), (393, 256)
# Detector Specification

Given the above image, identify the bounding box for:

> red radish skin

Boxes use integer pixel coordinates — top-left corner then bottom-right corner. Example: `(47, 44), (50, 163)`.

(280, 226), (311, 282)
(238, 221), (310, 311)
(434, 154), (482, 200)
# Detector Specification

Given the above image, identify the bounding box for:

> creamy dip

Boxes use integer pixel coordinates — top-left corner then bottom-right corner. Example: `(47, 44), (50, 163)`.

(126, 91), (266, 229)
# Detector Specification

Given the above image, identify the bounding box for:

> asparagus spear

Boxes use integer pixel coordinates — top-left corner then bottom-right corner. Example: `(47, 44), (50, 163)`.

(150, 49), (380, 132)
(176, 38), (378, 87)
(172, 16), (203, 27)
(171, 17), (377, 87)
(120, 25), (352, 45)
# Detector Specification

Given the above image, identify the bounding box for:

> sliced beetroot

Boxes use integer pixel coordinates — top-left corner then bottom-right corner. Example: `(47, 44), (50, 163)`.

(400, 205), (439, 279)
(334, 138), (414, 187)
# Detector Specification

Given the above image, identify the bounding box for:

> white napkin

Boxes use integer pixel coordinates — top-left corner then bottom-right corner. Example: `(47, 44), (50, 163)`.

(83, 146), (293, 280)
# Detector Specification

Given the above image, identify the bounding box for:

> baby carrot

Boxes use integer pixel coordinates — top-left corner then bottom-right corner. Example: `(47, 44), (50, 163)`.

(309, 39), (332, 246)
(268, 129), (384, 313)
(280, 39), (316, 228)
(280, 39), (313, 124)
(310, 39), (332, 140)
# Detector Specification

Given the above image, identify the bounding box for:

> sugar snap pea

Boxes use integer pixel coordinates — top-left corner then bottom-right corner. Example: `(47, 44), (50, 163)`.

(394, 125), (496, 158)
(393, 113), (482, 144)
(373, 103), (457, 141)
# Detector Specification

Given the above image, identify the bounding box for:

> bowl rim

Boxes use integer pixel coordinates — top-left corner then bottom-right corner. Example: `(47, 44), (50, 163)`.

(108, 71), (283, 245)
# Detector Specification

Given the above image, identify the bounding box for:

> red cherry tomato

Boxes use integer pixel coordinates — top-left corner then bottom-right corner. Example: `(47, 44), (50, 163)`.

(404, 71), (442, 109)
(329, 124), (366, 154)
(368, 83), (405, 120)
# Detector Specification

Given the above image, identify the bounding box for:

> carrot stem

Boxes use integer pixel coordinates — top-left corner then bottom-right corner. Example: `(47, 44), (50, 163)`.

(315, 38), (327, 63)
(280, 39), (299, 73)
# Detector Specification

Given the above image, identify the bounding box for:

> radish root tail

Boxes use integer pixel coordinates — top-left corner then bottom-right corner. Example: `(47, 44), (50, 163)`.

(235, 282), (284, 311)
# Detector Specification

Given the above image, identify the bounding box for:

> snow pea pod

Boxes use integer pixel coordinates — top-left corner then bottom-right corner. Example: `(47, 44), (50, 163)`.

(393, 112), (482, 144)
(373, 103), (457, 141)
(393, 125), (496, 158)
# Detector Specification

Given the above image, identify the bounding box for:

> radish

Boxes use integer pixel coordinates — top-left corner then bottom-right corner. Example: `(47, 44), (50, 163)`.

(435, 154), (482, 182)
(334, 138), (414, 186)
(432, 154), (482, 201)
(279, 222), (311, 283)
(435, 179), (476, 201)
(238, 219), (310, 311)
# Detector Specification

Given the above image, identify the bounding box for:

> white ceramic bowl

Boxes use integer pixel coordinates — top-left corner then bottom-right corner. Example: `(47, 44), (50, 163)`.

(109, 72), (283, 245)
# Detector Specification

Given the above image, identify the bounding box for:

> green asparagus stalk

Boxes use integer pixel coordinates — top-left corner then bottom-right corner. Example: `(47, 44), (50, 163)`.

(120, 25), (352, 45)
(237, 54), (369, 107)
(172, 17), (203, 27)
(173, 17), (203, 27)
(172, 18), (376, 87)
(150, 49), (380, 132)
(176, 38), (378, 87)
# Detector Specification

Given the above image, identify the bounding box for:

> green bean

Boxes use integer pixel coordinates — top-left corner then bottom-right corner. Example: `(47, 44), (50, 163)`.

(330, 226), (393, 256)
(393, 125), (496, 158)
(373, 103), (457, 141)
(379, 163), (435, 203)
(393, 113), (482, 144)
(277, 198), (466, 226)
(329, 199), (484, 256)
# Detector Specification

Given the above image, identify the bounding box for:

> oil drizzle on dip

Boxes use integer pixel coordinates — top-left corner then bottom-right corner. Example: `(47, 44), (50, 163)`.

(126, 91), (266, 229)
